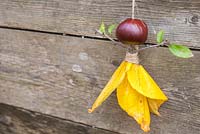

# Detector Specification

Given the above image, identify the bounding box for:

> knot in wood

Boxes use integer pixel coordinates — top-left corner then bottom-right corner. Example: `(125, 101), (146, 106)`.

(188, 14), (199, 25)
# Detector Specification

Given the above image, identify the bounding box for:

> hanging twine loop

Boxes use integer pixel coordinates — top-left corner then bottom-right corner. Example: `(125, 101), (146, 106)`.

(132, 0), (135, 19)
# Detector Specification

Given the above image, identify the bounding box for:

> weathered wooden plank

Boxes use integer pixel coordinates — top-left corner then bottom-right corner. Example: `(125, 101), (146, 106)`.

(0, 0), (199, 48)
(0, 103), (118, 134)
(0, 28), (200, 134)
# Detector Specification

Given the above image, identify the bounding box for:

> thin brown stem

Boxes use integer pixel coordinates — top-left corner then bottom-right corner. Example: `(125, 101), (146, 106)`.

(95, 29), (126, 48)
(103, 32), (117, 43)
(137, 40), (170, 52)
(95, 29), (169, 53)
(138, 44), (160, 51)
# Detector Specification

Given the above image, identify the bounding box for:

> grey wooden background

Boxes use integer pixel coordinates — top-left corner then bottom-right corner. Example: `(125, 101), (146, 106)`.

(0, 0), (199, 134)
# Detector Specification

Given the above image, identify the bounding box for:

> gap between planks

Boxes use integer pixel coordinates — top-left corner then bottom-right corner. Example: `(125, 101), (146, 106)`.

(0, 103), (121, 134)
(0, 26), (199, 51)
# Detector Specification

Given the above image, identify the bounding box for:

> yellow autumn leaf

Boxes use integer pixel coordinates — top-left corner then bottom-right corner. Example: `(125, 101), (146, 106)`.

(127, 64), (168, 100)
(88, 61), (132, 113)
(117, 78), (150, 132)
(88, 61), (168, 132)
(148, 98), (164, 116)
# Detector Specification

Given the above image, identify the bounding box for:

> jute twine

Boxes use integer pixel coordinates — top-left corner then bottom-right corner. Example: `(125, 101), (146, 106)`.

(124, 51), (139, 64)
(124, 0), (139, 64)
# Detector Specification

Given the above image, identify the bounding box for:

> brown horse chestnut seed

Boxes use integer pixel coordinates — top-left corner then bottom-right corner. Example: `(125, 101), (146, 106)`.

(116, 18), (148, 45)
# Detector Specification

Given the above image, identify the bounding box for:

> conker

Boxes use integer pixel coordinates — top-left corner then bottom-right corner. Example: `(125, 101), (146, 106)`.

(116, 18), (148, 45)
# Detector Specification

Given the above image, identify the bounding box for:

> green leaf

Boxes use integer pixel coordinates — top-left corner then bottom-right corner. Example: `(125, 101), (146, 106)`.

(108, 24), (117, 34)
(168, 44), (193, 58)
(99, 21), (106, 34)
(157, 30), (164, 43)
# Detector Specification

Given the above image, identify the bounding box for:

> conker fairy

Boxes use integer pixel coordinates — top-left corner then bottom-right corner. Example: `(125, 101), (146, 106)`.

(116, 18), (148, 45)
(89, 18), (168, 133)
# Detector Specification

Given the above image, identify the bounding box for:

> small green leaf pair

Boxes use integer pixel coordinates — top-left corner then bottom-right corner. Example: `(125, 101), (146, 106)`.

(99, 21), (117, 35)
(156, 30), (193, 58)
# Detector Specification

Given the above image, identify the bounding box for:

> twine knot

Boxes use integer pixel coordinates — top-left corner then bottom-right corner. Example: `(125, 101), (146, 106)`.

(125, 51), (139, 64)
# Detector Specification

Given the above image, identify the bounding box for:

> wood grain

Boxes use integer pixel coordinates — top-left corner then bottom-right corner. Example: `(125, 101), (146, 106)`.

(0, 28), (199, 134)
(0, 103), (118, 134)
(0, 0), (199, 48)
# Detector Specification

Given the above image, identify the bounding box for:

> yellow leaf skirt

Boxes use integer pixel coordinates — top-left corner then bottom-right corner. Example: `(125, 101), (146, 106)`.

(88, 61), (168, 132)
